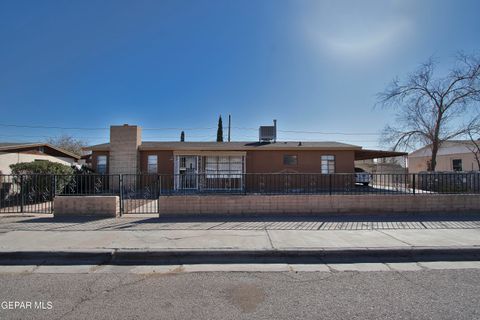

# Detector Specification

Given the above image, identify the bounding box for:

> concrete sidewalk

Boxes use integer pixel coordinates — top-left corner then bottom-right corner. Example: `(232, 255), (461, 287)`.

(0, 214), (479, 264)
(0, 228), (479, 251)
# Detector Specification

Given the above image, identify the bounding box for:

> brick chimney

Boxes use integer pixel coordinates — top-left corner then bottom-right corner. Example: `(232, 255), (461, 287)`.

(109, 124), (142, 174)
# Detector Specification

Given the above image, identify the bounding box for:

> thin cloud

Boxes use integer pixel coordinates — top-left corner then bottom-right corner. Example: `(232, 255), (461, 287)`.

(300, 1), (416, 62)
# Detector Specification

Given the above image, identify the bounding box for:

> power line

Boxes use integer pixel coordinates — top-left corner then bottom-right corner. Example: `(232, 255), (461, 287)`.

(0, 123), (219, 131)
(277, 130), (380, 135)
(0, 130), (381, 142)
(0, 133), (104, 139)
(0, 133), (218, 140)
(143, 127), (214, 131)
(0, 123), (382, 135)
(0, 123), (108, 130)
(231, 126), (381, 135)
(0, 134), (381, 145)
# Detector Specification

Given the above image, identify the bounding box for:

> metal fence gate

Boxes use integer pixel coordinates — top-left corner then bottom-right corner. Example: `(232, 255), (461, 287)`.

(0, 175), (54, 214)
(121, 174), (160, 214)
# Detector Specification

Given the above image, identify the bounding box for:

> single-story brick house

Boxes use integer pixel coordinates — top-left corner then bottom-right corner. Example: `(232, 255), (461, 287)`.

(84, 124), (405, 192)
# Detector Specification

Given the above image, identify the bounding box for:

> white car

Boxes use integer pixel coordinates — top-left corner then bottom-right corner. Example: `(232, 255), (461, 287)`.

(355, 167), (372, 186)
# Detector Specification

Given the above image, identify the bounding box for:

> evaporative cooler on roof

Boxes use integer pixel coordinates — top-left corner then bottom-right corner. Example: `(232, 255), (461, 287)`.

(259, 119), (277, 142)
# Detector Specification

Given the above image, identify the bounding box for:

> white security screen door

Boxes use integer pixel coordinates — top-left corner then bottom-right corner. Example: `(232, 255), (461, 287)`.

(176, 156), (198, 189)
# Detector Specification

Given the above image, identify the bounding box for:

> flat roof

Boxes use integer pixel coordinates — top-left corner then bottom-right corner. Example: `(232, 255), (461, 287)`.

(354, 149), (407, 160)
(85, 141), (363, 151)
(85, 142), (407, 159)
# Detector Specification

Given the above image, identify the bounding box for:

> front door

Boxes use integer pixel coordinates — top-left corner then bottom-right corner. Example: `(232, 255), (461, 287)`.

(178, 156), (197, 189)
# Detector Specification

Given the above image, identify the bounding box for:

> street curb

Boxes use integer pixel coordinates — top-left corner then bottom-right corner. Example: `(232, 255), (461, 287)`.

(0, 246), (479, 265)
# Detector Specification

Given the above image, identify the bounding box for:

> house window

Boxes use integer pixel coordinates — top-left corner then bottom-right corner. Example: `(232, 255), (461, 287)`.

(147, 155), (158, 174)
(283, 155), (297, 166)
(205, 156), (243, 178)
(452, 159), (462, 172)
(97, 155), (107, 174)
(321, 155), (335, 174)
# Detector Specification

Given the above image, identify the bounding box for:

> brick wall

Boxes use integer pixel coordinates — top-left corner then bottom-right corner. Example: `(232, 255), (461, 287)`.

(158, 194), (480, 215)
(109, 125), (141, 175)
(246, 150), (355, 173)
(54, 196), (120, 217)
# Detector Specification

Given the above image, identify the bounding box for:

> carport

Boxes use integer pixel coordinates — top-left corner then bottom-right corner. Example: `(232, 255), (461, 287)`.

(354, 149), (408, 161)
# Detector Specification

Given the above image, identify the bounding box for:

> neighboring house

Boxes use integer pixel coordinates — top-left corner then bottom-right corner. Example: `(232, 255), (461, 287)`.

(0, 142), (80, 174)
(408, 140), (480, 173)
(84, 124), (405, 191)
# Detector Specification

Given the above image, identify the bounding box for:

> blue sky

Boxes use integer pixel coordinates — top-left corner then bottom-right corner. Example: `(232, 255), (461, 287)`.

(1, 0), (479, 148)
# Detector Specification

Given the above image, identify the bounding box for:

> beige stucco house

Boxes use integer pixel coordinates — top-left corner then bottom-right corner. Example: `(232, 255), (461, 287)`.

(408, 140), (480, 173)
(0, 143), (80, 174)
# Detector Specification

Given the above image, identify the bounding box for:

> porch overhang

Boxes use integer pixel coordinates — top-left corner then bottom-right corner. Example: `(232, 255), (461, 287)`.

(173, 150), (247, 157)
(354, 149), (407, 160)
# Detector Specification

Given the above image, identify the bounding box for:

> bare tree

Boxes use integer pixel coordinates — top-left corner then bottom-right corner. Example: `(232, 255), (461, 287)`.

(47, 134), (87, 156)
(378, 53), (480, 171)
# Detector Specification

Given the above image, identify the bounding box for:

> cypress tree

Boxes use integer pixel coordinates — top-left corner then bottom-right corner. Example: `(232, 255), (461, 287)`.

(216, 115), (223, 142)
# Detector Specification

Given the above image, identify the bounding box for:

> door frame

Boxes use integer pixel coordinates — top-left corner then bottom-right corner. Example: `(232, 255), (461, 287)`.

(174, 155), (199, 190)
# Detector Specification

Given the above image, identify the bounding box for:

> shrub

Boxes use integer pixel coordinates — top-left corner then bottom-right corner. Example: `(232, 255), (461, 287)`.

(9, 161), (75, 194)
(10, 161), (74, 176)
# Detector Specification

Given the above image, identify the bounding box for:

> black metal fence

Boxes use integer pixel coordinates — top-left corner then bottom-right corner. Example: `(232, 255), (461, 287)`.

(0, 174), (55, 213)
(1, 172), (479, 214)
(157, 172), (480, 195)
(0, 174), (119, 214)
(58, 174), (120, 196)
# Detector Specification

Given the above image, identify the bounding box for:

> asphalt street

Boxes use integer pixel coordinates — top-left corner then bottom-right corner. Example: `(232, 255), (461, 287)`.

(0, 268), (479, 320)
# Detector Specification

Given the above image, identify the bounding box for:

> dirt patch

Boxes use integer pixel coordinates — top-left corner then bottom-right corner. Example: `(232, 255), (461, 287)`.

(226, 283), (266, 313)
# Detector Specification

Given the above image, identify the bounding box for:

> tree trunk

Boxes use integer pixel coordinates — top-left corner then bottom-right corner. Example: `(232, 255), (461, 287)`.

(430, 141), (439, 171)
(429, 107), (444, 172)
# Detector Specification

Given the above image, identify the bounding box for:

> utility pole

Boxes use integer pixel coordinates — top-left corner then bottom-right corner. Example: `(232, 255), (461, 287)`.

(228, 114), (231, 142)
